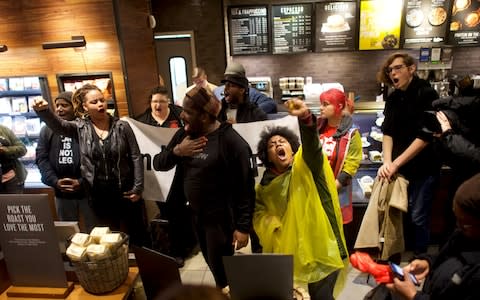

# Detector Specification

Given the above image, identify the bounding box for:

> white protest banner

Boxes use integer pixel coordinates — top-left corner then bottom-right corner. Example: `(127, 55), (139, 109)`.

(124, 118), (178, 202)
(232, 115), (300, 153)
(124, 115), (300, 201)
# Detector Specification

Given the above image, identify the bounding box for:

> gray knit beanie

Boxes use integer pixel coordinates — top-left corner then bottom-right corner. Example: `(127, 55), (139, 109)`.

(221, 62), (249, 90)
(55, 91), (73, 104)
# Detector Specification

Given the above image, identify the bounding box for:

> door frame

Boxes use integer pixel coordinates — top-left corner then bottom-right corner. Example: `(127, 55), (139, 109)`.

(154, 30), (197, 92)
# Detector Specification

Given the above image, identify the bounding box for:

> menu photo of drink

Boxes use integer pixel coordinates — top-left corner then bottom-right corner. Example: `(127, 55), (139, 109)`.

(228, 6), (270, 55)
(448, 0), (480, 46)
(359, 0), (403, 50)
(315, 1), (357, 52)
(403, 0), (451, 48)
(272, 4), (313, 54)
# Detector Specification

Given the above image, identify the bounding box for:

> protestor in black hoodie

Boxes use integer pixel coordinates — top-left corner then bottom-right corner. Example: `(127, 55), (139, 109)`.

(153, 86), (255, 289)
(36, 91), (95, 231)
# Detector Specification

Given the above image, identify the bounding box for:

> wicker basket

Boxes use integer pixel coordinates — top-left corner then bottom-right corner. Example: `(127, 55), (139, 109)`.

(71, 233), (129, 294)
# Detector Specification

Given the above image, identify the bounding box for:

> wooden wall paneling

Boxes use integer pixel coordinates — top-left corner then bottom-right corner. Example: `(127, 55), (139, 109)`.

(0, 0), (129, 116)
(113, 0), (159, 118)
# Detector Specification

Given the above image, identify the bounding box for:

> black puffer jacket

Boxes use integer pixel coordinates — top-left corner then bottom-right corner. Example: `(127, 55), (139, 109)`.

(413, 230), (480, 300)
(218, 98), (267, 123)
(433, 95), (480, 181)
(35, 108), (143, 194)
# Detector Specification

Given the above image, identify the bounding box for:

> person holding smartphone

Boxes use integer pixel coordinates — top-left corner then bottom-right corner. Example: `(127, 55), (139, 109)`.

(386, 173), (480, 300)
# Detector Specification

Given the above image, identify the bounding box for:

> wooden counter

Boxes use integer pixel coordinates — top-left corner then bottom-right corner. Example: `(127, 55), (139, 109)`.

(0, 267), (139, 300)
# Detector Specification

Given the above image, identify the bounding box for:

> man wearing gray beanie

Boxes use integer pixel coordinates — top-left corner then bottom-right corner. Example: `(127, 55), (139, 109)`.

(214, 62), (277, 114)
(36, 91), (95, 231)
(218, 62), (268, 124)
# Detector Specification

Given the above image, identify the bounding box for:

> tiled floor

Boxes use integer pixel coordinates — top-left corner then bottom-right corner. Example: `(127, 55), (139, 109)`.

(179, 244), (438, 299)
(179, 251), (375, 299)
(180, 252), (376, 298)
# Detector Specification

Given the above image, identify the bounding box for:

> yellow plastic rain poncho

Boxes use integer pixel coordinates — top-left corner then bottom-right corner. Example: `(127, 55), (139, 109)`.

(254, 145), (348, 288)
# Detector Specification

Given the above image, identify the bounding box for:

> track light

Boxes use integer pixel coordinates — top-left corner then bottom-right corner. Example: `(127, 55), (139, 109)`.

(42, 36), (86, 50)
(0, 45), (7, 52)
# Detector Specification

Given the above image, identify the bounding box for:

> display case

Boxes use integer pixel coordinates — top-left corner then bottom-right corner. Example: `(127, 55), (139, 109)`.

(0, 75), (51, 183)
(351, 101), (385, 206)
(56, 72), (117, 116)
(344, 101), (385, 249)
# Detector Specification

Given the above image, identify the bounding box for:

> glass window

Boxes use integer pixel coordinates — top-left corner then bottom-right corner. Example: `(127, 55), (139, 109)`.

(169, 57), (187, 104)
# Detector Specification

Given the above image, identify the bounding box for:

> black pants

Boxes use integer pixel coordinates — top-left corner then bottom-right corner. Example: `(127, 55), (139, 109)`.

(90, 183), (149, 246)
(308, 270), (340, 300)
(193, 214), (234, 288)
(0, 176), (24, 194)
(161, 200), (197, 258)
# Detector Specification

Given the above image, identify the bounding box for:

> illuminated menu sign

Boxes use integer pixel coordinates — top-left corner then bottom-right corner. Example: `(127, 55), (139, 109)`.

(359, 0), (403, 50)
(448, 0), (480, 46)
(229, 6), (269, 55)
(403, 0), (451, 48)
(315, 1), (357, 52)
(272, 4), (313, 54)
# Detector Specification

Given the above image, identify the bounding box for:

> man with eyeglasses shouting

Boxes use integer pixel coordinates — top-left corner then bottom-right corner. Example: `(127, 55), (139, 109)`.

(376, 53), (441, 258)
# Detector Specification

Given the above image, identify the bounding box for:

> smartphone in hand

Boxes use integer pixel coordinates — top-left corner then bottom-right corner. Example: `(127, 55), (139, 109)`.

(389, 262), (419, 286)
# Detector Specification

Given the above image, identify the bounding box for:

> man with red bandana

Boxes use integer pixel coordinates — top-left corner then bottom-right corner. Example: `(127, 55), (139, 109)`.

(376, 53), (441, 256)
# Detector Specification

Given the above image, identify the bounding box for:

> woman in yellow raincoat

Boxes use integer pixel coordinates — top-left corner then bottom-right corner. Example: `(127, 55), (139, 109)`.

(254, 98), (348, 300)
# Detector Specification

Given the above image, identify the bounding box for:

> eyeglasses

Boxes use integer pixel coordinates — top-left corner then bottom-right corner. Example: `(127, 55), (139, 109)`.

(386, 64), (406, 74)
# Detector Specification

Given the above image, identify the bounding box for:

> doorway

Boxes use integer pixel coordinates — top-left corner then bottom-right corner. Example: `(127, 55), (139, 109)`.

(154, 32), (196, 105)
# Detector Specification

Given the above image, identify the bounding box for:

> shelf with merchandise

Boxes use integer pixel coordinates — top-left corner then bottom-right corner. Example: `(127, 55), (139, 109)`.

(0, 75), (50, 184)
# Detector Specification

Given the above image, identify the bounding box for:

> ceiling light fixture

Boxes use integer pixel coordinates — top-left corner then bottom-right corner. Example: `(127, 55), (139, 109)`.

(42, 36), (86, 50)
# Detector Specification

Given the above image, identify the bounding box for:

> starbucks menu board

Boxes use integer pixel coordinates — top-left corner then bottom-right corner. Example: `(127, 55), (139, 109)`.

(448, 0), (480, 46)
(229, 6), (269, 55)
(359, 0), (403, 50)
(315, 1), (357, 52)
(272, 4), (313, 54)
(403, 0), (451, 48)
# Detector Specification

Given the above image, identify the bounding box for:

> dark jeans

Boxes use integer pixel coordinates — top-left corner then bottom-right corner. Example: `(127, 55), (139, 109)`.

(308, 270), (340, 300)
(90, 183), (149, 247)
(55, 194), (95, 232)
(0, 176), (24, 194)
(405, 175), (438, 254)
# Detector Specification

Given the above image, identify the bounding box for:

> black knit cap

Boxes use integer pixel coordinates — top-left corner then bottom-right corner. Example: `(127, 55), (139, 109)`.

(221, 62), (249, 90)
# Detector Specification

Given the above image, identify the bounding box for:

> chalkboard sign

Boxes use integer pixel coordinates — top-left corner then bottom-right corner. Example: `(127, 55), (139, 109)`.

(402, 0), (451, 48)
(272, 3), (313, 54)
(315, 1), (357, 52)
(0, 194), (67, 288)
(228, 6), (270, 55)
